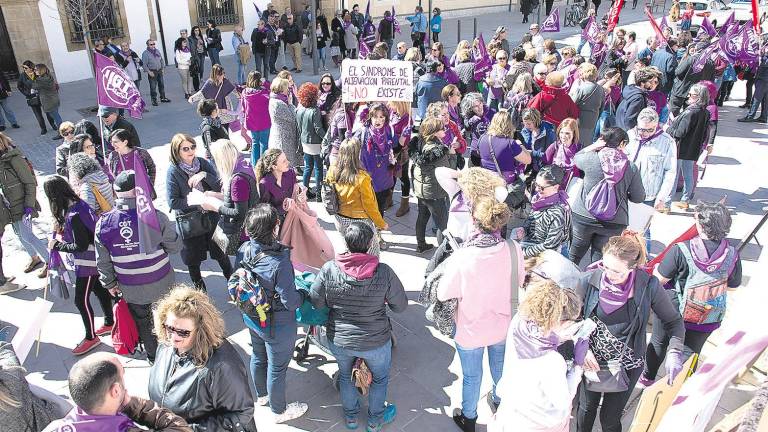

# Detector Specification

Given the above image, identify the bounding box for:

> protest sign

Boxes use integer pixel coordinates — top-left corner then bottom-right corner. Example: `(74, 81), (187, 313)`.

(629, 356), (696, 432)
(341, 59), (414, 102)
(0, 296), (53, 364)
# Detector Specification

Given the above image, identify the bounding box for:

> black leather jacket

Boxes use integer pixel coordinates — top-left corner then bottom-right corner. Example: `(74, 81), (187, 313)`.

(148, 340), (257, 432)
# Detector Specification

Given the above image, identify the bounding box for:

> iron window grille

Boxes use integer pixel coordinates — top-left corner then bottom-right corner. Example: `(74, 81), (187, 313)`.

(196, 0), (239, 26)
(65, 0), (125, 43)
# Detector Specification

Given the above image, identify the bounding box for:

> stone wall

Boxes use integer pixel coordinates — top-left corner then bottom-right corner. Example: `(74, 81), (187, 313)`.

(0, 0), (53, 76)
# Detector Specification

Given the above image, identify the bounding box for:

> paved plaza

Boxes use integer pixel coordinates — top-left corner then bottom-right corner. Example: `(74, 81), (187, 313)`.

(0, 5), (766, 431)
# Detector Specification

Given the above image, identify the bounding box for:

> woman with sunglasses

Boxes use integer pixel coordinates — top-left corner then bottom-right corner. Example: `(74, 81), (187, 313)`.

(487, 50), (511, 111)
(17, 60), (56, 136)
(575, 232), (684, 432)
(516, 165), (572, 258)
(166, 133), (232, 292)
(55, 121), (77, 177)
(149, 285), (257, 431)
(317, 73), (341, 129)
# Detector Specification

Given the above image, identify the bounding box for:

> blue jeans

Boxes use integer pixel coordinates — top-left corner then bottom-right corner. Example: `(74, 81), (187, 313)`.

(249, 321), (297, 414)
(46, 109), (62, 129)
(236, 61), (247, 84)
(676, 159), (695, 203)
(254, 52), (269, 79)
(329, 339), (392, 425)
(12, 220), (49, 262)
(0, 98), (18, 127)
(317, 47), (326, 68)
(249, 129), (270, 165)
(577, 37), (588, 55)
(455, 340), (506, 419)
(208, 47), (221, 66)
(302, 153), (323, 193)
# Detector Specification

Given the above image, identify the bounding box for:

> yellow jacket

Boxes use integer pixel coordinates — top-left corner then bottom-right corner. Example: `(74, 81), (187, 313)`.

(326, 168), (386, 229)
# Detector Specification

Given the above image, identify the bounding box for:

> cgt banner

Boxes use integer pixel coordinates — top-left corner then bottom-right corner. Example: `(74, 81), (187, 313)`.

(341, 59), (414, 102)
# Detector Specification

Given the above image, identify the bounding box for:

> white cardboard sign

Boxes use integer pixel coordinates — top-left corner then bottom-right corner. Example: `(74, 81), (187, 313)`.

(341, 59), (414, 102)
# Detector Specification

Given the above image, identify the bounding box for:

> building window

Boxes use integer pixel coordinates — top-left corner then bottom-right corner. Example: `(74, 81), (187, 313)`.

(64, 0), (125, 43)
(196, 0), (240, 26)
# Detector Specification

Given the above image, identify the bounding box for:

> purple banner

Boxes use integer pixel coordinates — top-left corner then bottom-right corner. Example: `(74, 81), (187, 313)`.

(720, 11), (735, 35)
(134, 151), (161, 254)
(391, 6), (401, 34)
(740, 20), (760, 68)
(94, 52), (144, 119)
(358, 36), (370, 58)
(700, 17), (716, 37)
(582, 15), (599, 45)
(692, 41), (718, 72)
(473, 33), (492, 81)
(542, 8), (561, 32)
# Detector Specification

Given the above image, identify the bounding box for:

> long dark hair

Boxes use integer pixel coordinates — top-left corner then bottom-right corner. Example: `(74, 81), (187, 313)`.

(44, 176), (81, 230)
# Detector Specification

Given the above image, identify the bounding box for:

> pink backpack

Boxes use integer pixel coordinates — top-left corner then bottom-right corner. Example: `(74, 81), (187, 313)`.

(112, 299), (140, 355)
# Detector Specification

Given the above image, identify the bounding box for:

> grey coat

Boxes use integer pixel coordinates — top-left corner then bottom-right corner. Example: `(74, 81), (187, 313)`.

(29, 75), (59, 112)
(569, 81), (604, 145)
(268, 97), (302, 168)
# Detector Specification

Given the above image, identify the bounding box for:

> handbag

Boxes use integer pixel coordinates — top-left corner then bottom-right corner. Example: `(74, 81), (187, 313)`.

(486, 136), (529, 210)
(584, 277), (649, 393)
(321, 180), (340, 215)
(175, 209), (213, 240)
(212, 224), (242, 256)
(26, 94), (41, 107)
(214, 84), (239, 124)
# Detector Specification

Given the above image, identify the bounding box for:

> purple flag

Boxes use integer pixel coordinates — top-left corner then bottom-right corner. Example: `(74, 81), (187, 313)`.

(659, 15), (670, 33)
(358, 36), (370, 58)
(542, 8), (560, 32)
(740, 20), (761, 68)
(582, 15), (599, 45)
(391, 6), (401, 34)
(94, 52), (144, 119)
(253, 1), (261, 16)
(719, 11), (735, 35)
(692, 41), (718, 72)
(701, 16), (717, 37)
(134, 152), (162, 254)
(473, 34), (492, 81)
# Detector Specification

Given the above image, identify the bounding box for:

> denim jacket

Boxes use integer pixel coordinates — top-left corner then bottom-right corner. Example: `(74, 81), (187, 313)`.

(624, 129), (678, 203)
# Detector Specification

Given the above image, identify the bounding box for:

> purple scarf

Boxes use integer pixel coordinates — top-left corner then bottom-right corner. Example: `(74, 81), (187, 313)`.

(148, 47), (162, 58)
(179, 157), (203, 190)
(589, 261), (636, 314)
(271, 92), (289, 104)
(368, 126), (390, 153)
(552, 140), (578, 171)
(463, 230), (503, 248)
(531, 190), (569, 211)
(180, 45), (191, 53)
(448, 104), (460, 124)
(47, 408), (137, 432)
(511, 316), (560, 359)
(120, 49), (132, 58)
(597, 147), (629, 184)
(690, 237), (730, 273)
(233, 156), (255, 178)
(633, 128), (664, 162)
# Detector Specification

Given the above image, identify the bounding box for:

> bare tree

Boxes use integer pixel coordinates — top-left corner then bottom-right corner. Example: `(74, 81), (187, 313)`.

(63, 0), (114, 76)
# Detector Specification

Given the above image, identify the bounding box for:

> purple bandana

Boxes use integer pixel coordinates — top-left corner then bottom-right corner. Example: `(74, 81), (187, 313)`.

(598, 147), (629, 183)
(510, 316), (560, 359)
(271, 92), (289, 104)
(368, 126), (390, 154)
(589, 261), (636, 314)
(552, 140), (579, 170)
(120, 49), (132, 58)
(531, 190), (569, 211)
(148, 47), (162, 58)
(180, 45), (190, 53)
(690, 237), (730, 273)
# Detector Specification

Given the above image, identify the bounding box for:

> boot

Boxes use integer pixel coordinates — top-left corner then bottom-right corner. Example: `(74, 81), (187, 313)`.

(452, 409), (476, 432)
(384, 192), (394, 210)
(194, 280), (207, 292)
(395, 197), (410, 217)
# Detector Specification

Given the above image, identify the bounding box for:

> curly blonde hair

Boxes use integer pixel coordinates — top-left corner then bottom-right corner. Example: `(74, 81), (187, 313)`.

(153, 285), (226, 367)
(519, 279), (582, 333)
(457, 167), (505, 203)
(472, 196), (510, 233)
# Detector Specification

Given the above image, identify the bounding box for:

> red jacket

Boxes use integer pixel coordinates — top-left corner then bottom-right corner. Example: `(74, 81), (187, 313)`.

(527, 85), (580, 128)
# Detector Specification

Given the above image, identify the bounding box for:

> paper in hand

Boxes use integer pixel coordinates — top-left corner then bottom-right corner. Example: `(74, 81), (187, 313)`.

(187, 190), (225, 209)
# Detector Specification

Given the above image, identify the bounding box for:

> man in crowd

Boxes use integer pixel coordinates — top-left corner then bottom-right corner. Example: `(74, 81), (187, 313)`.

(739, 49), (768, 123)
(415, 60), (448, 120)
(669, 42), (715, 116)
(99, 106), (140, 151)
(637, 36), (658, 65)
(266, 12), (281, 74)
(261, 2), (275, 22)
(141, 39), (170, 107)
(231, 25), (250, 84)
(393, 41), (407, 60)
(43, 352), (191, 431)
(650, 38), (678, 95)
(378, 10), (396, 59)
(95, 171), (180, 363)
(615, 67), (658, 130)
(351, 4), (366, 34)
(283, 14), (304, 73)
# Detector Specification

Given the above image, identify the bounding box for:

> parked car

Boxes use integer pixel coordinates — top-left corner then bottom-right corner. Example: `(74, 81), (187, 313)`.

(676, 0), (729, 34)
(724, 0), (768, 25)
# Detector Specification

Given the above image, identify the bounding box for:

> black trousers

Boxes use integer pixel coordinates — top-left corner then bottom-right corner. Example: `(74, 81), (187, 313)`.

(29, 103), (56, 132)
(268, 45), (279, 72)
(576, 366), (643, 432)
(375, 189), (392, 220)
(413, 32), (426, 59)
(127, 302), (158, 362)
(399, 159), (411, 197)
(569, 217), (625, 266)
(745, 72), (756, 105)
(415, 197), (448, 247)
(74, 275), (114, 340)
(432, 32), (440, 42)
(716, 81), (734, 105)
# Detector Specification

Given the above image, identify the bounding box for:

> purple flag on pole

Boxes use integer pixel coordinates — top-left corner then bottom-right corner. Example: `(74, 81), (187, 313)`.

(358, 36), (370, 58)
(391, 6), (401, 34)
(253, 1), (261, 16)
(582, 16), (599, 45)
(473, 34), (492, 81)
(692, 41), (718, 72)
(542, 8), (560, 32)
(94, 52), (145, 119)
(720, 11), (735, 35)
(740, 20), (761, 68)
(701, 16), (717, 37)
(659, 15), (670, 33)
(133, 152), (162, 254)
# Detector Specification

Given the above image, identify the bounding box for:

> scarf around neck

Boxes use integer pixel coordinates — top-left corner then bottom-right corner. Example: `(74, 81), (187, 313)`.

(463, 230), (503, 248)
(531, 190), (569, 211)
(180, 45), (191, 53)
(510, 316), (560, 359)
(589, 260), (636, 315)
(148, 47), (162, 58)
(633, 127), (664, 162)
(367, 125), (390, 153)
(272, 92), (289, 104)
(552, 140), (579, 170)
(689, 236), (730, 273)
(179, 158), (203, 190)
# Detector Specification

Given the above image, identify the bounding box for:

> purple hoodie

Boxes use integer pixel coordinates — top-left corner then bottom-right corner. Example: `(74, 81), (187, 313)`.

(44, 408), (137, 432)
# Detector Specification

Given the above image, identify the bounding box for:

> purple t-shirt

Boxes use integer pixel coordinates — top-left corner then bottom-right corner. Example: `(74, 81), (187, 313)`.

(258, 168), (297, 215)
(475, 134), (523, 183)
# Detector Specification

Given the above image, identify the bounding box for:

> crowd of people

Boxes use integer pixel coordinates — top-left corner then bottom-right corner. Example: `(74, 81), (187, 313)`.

(0, 2), (754, 432)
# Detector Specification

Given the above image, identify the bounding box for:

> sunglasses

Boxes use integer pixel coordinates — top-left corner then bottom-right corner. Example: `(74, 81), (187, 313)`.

(321, 82), (332, 86)
(149, 43), (156, 46)
(536, 72), (547, 76)
(636, 127), (655, 133)
(497, 56), (508, 60)
(534, 183), (554, 192)
(62, 130), (74, 136)
(181, 144), (197, 152)
(597, 261), (632, 277)
(163, 324), (193, 338)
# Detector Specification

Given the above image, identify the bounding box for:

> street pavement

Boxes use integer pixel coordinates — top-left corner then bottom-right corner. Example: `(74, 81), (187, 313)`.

(0, 4), (766, 431)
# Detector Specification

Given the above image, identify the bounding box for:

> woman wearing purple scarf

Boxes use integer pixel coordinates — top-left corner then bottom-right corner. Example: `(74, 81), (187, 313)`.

(575, 232), (685, 432)
(516, 165), (572, 258)
(492, 280), (586, 432)
(544, 118), (582, 188)
(471, 111), (531, 184)
(427, 42), (460, 85)
(353, 103), (396, 221)
(641, 202), (742, 387)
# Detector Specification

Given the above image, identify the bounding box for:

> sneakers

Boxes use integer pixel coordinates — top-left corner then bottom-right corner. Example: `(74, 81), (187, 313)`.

(160, 98), (171, 103)
(256, 395), (269, 406)
(11, 124), (19, 129)
(37, 263), (49, 279)
(345, 416), (359, 430)
(94, 324), (114, 336)
(451, 408), (477, 432)
(416, 243), (434, 254)
(72, 337), (102, 355)
(0, 281), (24, 295)
(273, 401), (308, 424)
(366, 403), (396, 432)
(23, 256), (43, 273)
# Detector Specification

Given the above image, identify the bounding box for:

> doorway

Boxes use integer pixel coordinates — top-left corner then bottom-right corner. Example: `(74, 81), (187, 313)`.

(0, 7), (18, 80)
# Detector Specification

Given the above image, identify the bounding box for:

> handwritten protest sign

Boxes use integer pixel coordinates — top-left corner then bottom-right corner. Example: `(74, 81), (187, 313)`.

(341, 59), (414, 102)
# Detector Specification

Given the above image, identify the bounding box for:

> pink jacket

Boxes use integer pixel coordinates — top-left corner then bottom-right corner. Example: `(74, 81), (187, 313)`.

(437, 241), (525, 349)
(241, 87), (271, 131)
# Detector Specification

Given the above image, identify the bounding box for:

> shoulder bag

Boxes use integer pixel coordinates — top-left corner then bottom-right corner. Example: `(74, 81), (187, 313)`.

(321, 178), (340, 215)
(486, 136), (529, 210)
(506, 239), (521, 317)
(176, 209), (213, 240)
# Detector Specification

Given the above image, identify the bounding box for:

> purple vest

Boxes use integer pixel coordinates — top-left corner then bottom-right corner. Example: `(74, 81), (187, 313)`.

(63, 200), (98, 277)
(96, 207), (171, 286)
